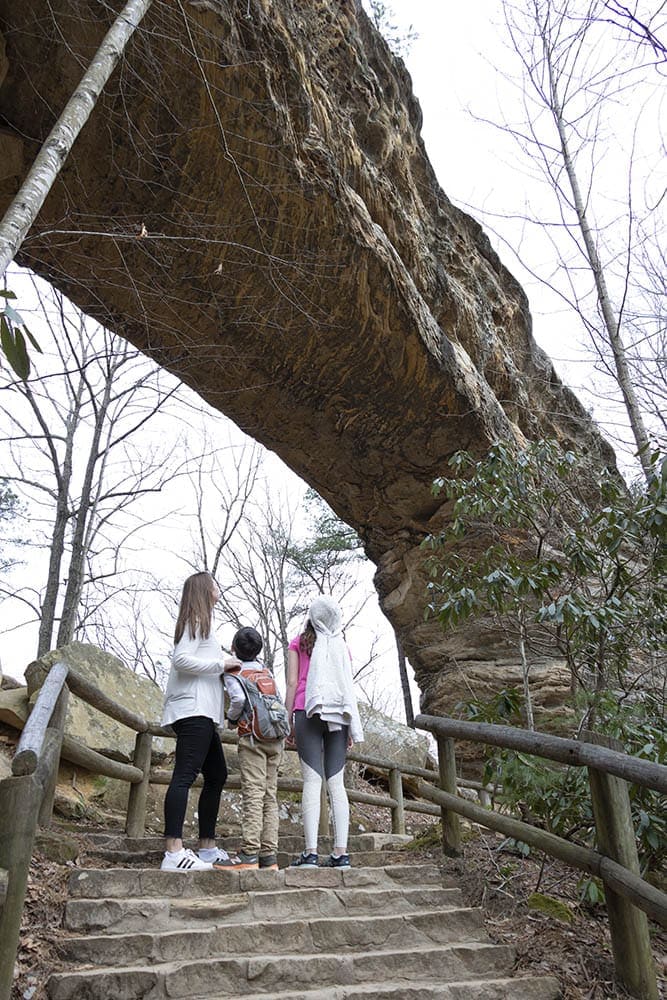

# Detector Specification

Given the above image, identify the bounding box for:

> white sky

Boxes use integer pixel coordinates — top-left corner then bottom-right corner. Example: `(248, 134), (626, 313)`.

(1, 2), (662, 708)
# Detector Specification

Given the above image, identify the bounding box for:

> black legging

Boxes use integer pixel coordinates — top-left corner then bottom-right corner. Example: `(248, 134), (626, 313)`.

(164, 715), (228, 840)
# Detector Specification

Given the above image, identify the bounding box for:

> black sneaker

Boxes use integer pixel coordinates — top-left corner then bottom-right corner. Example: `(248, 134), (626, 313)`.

(290, 851), (318, 868)
(259, 854), (278, 870)
(213, 851), (258, 870)
(321, 853), (350, 868)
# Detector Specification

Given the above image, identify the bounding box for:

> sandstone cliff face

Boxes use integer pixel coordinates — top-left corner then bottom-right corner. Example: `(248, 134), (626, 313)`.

(0, 1), (613, 717)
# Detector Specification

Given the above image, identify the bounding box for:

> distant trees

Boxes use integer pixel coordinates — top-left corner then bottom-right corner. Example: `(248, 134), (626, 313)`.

(183, 472), (376, 683)
(364, 1), (418, 57)
(0, 277), (191, 657)
(0, 482), (25, 575)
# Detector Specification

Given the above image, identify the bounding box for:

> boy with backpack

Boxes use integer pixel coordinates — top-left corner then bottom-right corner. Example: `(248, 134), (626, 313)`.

(219, 627), (290, 870)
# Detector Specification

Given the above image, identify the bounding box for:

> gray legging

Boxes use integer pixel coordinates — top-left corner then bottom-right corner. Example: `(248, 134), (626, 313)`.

(294, 710), (349, 852)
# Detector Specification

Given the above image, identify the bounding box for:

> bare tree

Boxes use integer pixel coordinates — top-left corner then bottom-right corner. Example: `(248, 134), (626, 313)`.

(396, 639), (415, 727)
(0, 276), (192, 656)
(185, 438), (263, 580)
(472, 0), (665, 477)
(183, 474), (381, 688)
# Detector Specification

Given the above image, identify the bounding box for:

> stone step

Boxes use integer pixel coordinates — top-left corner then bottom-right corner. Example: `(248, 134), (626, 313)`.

(80, 833), (411, 853)
(65, 885), (464, 933)
(86, 847), (409, 869)
(67, 863), (451, 900)
(190, 977), (562, 1000)
(60, 906), (487, 966)
(47, 943), (516, 999)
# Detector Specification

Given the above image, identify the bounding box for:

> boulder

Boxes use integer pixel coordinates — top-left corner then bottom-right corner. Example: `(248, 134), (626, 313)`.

(0, 686), (29, 730)
(358, 703), (434, 769)
(26, 642), (168, 760)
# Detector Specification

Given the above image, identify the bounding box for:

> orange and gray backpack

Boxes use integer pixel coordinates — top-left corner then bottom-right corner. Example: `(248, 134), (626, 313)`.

(231, 663), (291, 742)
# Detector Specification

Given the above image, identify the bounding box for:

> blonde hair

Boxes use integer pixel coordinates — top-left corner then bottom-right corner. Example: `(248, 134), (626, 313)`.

(174, 572), (217, 643)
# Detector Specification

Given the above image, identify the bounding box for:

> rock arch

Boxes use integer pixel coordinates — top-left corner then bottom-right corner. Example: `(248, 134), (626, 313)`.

(0, 0), (612, 713)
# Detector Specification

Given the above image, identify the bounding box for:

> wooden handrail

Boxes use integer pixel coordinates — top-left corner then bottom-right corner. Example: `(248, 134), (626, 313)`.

(12, 662), (69, 776)
(417, 716), (663, 999)
(65, 666), (149, 733)
(416, 714), (667, 794)
(417, 780), (667, 928)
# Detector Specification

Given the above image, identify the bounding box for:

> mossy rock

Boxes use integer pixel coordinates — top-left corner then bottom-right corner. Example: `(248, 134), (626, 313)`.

(35, 829), (79, 864)
(406, 822), (442, 850)
(527, 892), (575, 924)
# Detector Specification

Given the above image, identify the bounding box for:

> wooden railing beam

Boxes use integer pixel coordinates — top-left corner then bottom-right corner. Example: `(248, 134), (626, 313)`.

(416, 779), (667, 928)
(12, 662), (69, 776)
(416, 714), (667, 793)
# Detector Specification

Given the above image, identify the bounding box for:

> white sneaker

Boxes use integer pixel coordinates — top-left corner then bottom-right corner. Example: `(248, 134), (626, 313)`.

(200, 848), (230, 864)
(161, 848), (214, 872)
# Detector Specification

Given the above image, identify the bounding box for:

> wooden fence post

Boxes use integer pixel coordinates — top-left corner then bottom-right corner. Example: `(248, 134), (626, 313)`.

(477, 788), (491, 808)
(0, 774), (42, 1000)
(126, 731), (153, 838)
(389, 767), (406, 835)
(38, 685), (69, 829)
(584, 731), (658, 1000)
(437, 736), (461, 856)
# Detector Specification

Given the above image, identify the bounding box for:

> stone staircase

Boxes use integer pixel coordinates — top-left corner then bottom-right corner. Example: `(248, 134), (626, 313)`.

(47, 833), (562, 999)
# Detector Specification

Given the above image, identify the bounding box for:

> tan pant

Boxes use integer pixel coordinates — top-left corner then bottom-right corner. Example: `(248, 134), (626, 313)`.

(237, 737), (283, 856)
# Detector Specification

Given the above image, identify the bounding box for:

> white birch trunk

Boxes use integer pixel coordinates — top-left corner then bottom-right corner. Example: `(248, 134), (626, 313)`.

(546, 44), (654, 484)
(518, 615), (534, 731)
(0, 0), (153, 280)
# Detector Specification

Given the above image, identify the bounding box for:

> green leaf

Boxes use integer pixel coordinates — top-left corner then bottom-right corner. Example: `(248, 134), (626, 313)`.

(23, 326), (42, 353)
(0, 317), (30, 379)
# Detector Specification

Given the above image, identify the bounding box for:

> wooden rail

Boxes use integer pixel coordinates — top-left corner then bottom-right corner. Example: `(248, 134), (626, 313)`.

(415, 713), (666, 1000)
(0, 660), (664, 1000)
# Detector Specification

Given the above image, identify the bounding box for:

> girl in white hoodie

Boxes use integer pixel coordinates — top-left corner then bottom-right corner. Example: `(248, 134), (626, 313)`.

(160, 572), (229, 871)
(285, 595), (363, 869)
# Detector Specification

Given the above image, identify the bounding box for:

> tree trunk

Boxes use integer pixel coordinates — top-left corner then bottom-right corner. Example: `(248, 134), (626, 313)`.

(56, 371), (113, 647)
(33, 380), (81, 655)
(518, 619), (534, 731)
(397, 638), (415, 728)
(546, 46), (654, 483)
(0, 0), (154, 279)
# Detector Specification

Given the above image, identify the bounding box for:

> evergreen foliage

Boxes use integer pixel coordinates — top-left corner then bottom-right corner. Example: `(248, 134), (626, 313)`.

(426, 439), (666, 874)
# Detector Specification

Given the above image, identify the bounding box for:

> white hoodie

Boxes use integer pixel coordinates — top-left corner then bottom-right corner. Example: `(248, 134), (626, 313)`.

(304, 596), (364, 743)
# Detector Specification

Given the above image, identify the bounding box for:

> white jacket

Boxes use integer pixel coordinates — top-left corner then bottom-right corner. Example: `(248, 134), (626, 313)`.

(161, 625), (225, 726)
(305, 645), (364, 743)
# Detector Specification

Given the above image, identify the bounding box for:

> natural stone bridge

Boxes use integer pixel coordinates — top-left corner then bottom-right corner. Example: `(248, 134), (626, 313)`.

(0, 0), (612, 715)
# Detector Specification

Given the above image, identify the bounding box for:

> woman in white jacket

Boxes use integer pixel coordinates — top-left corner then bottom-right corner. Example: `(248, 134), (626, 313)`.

(160, 571), (229, 872)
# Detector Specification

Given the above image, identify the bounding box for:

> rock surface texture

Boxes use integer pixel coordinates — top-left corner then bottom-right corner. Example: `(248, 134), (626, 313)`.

(0, 1), (614, 715)
(47, 830), (562, 999)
